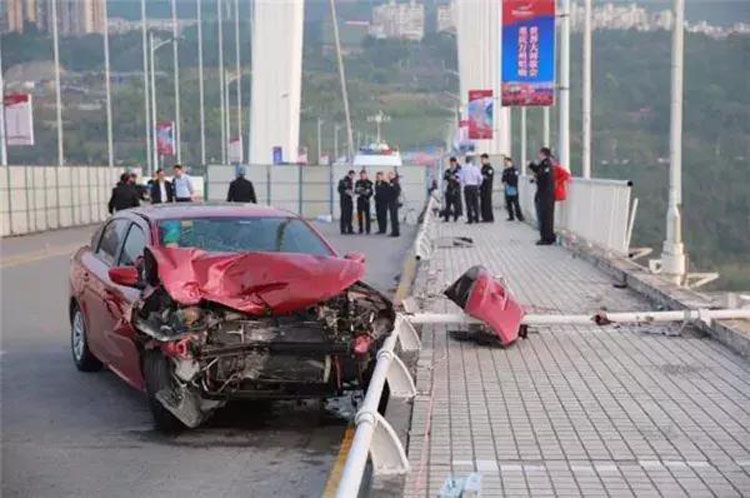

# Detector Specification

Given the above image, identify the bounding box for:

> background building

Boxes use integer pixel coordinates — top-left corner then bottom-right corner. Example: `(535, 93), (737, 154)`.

(436, 3), (455, 34)
(370, 0), (425, 41)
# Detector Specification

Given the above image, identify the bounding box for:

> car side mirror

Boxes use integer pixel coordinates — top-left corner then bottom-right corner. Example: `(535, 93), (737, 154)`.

(344, 251), (366, 264)
(108, 266), (142, 288)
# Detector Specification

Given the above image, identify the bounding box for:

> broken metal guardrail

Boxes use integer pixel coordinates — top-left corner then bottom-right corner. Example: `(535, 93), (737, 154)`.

(335, 315), (422, 498)
(414, 192), (440, 261)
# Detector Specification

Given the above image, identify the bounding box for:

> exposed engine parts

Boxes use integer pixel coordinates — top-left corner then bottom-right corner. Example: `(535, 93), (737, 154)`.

(132, 281), (395, 428)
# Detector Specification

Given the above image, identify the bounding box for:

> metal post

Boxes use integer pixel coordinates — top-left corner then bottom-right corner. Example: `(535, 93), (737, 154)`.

(217, 0), (226, 164)
(51, 0), (64, 167)
(0, 36), (7, 167)
(582, 0), (592, 178)
(103, 0), (114, 168)
(660, 0), (686, 285)
(558, 0), (570, 169)
(520, 107), (527, 175)
(233, 0), (242, 162)
(543, 107), (550, 147)
(149, 32), (158, 169)
(316, 117), (323, 164)
(141, 0), (152, 174)
(334, 124), (340, 162)
(197, 0), (206, 166)
(171, 0), (181, 163)
(224, 70), (231, 156)
(329, 0), (354, 160)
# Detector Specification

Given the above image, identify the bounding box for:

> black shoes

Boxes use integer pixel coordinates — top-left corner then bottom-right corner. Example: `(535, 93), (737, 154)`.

(535, 239), (555, 246)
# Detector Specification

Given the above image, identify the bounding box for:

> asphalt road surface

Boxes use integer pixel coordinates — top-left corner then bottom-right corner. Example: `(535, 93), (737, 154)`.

(1, 219), (415, 498)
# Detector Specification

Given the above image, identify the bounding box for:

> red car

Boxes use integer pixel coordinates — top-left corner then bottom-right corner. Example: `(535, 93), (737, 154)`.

(69, 204), (395, 431)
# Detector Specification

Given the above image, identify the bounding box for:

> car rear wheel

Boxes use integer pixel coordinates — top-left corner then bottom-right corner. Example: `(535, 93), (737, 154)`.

(70, 304), (103, 372)
(142, 349), (187, 433)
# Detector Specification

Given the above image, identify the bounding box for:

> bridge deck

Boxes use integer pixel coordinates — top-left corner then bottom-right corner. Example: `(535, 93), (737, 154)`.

(405, 219), (750, 497)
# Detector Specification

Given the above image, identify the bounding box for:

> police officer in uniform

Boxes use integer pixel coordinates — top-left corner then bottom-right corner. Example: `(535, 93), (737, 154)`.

(226, 165), (257, 203)
(374, 171), (388, 234)
(479, 153), (495, 222)
(338, 170), (355, 234)
(386, 171), (401, 237)
(355, 169), (374, 234)
(529, 147), (556, 245)
(442, 157), (462, 222)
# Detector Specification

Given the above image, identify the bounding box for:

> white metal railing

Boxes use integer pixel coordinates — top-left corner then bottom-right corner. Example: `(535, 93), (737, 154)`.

(518, 175), (634, 254)
(335, 315), (421, 498)
(414, 192), (440, 260)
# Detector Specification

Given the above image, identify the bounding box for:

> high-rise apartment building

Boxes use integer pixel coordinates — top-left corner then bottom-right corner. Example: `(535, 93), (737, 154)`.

(436, 3), (455, 33)
(370, 0), (425, 41)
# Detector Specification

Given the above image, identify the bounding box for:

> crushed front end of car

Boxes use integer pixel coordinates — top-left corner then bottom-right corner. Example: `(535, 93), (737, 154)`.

(132, 247), (395, 428)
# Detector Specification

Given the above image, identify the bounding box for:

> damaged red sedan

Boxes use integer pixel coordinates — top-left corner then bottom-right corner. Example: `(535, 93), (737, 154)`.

(68, 204), (395, 431)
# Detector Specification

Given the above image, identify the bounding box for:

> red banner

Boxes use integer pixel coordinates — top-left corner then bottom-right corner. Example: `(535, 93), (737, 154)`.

(468, 89), (493, 139)
(4, 93), (34, 146)
(156, 121), (175, 156)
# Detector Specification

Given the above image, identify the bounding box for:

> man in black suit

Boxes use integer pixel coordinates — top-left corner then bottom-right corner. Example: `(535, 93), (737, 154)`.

(108, 172), (141, 213)
(226, 166), (257, 203)
(149, 168), (173, 204)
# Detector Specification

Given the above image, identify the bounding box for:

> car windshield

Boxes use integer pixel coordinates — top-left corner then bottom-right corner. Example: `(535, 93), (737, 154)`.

(157, 217), (333, 256)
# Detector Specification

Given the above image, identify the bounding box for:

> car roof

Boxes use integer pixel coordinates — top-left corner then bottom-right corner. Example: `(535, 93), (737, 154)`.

(128, 202), (297, 222)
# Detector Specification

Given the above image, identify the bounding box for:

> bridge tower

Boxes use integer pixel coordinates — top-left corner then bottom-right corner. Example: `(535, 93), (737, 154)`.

(455, 1), (512, 157)
(249, 0), (305, 164)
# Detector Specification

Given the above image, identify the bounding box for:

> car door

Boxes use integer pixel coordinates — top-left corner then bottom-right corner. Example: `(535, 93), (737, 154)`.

(81, 218), (130, 364)
(100, 221), (149, 389)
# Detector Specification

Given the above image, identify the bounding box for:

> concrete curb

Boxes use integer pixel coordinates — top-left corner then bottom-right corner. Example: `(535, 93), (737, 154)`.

(562, 236), (750, 360)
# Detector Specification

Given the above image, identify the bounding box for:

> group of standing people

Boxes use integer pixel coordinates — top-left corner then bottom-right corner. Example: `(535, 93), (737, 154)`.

(338, 169), (401, 237)
(108, 164), (195, 214)
(442, 153), (500, 224)
(441, 146), (558, 246)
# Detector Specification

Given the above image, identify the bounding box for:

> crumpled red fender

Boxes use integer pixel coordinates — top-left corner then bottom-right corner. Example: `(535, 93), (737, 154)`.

(146, 246), (365, 315)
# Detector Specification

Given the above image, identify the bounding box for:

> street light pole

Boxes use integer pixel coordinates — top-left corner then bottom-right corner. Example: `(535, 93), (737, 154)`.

(520, 107), (527, 175)
(217, 0), (226, 164)
(197, 0), (206, 166)
(582, 0), (592, 178)
(234, 0), (242, 162)
(141, 0), (152, 173)
(171, 0), (181, 163)
(149, 32), (158, 169)
(317, 117), (323, 164)
(51, 0), (64, 167)
(103, 0), (114, 168)
(334, 124), (340, 161)
(660, 0), (686, 285)
(0, 37), (7, 166)
(543, 107), (550, 147)
(558, 0), (570, 169)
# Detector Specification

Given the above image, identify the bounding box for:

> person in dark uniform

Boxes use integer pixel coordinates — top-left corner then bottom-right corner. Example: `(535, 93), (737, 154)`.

(386, 171), (401, 237)
(442, 157), (462, 222)
(108, 172), (141, 213)
(501, 156), (524, 221)
(479, 153), (495, 222)
(529, 147), (556, 245)
(374, 171), (388, 234)
(354, 169), (374, 234)
(149, 168), (173, 204)
(226, 165), (257, 203)
(338, 170), (355, 234)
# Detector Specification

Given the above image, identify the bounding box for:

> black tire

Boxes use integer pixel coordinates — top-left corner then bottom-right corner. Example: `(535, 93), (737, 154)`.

(142, 349), (186, 433)
(70, 303), (103, 372)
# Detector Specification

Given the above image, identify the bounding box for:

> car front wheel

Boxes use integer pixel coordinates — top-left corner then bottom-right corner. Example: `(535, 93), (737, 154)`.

(143, 349), (187, 433)
(71, 304), (103, 372)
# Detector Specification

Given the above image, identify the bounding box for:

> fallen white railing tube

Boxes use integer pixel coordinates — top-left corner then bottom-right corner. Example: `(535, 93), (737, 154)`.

(409, 308), (750, 327)
(336, 316), (420, 498)
(414, 193), (440, 261)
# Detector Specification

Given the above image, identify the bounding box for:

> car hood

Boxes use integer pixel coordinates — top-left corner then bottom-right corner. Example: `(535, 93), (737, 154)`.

(146, 246), (365, 315)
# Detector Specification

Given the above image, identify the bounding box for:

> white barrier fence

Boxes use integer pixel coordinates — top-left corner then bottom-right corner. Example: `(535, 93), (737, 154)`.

(0, 163), (199, 237)
(518, 175), (635, 254)
(1, 165), (125, 237)
(205, 164), (432, 221)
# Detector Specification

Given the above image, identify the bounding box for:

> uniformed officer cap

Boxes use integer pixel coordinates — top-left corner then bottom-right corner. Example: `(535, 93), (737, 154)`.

(348, 169), (355, 175)
(480, 153), (489, 159)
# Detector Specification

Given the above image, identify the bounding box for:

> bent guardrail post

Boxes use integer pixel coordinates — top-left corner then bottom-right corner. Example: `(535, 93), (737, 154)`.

(335, 314), (419, 498)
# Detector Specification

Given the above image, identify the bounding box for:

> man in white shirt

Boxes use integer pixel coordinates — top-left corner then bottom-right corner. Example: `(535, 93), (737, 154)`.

(172, 164), (194, 202)
(461, 155), (482, 224)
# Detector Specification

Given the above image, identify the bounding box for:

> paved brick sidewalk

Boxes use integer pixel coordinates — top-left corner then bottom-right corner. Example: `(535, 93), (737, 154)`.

(404, 220), (750, 497)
